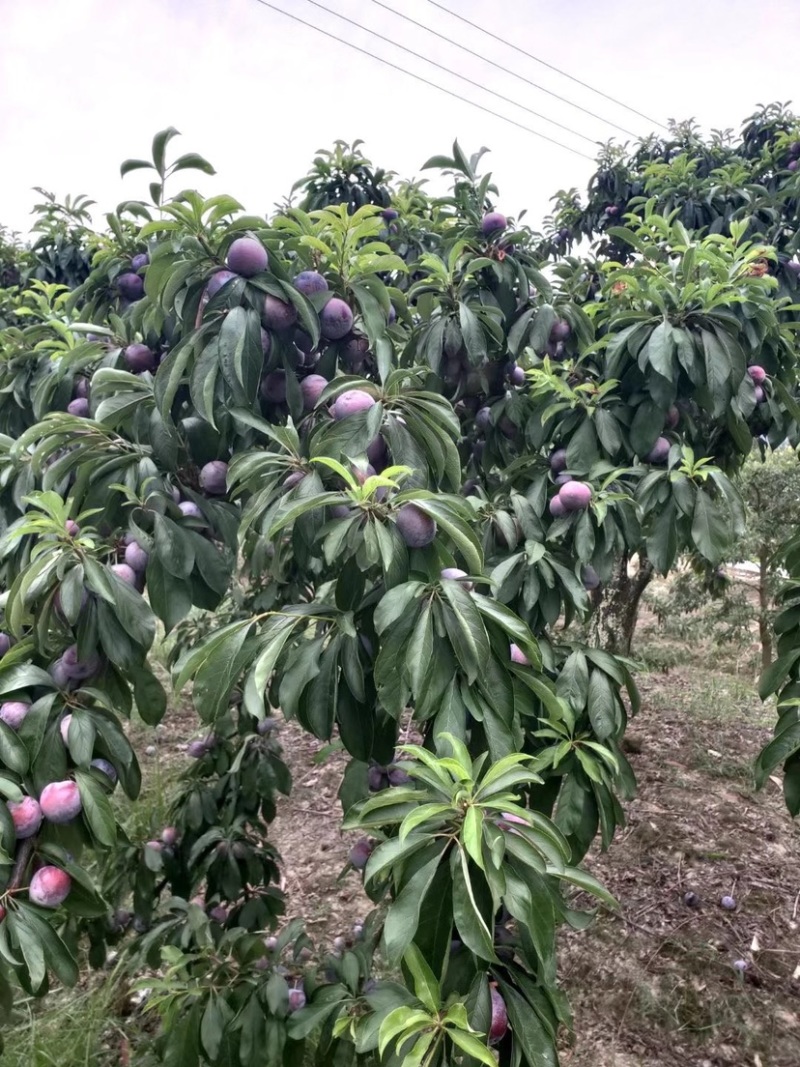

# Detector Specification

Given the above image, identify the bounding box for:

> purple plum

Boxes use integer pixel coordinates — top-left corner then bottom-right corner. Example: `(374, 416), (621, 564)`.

(117, 273), (144, 301)
(489, 987), (508, 1043)
(262, 294), (297, 331)
(581, 565), (600, 591)
(0, 633), (10, 657)
(549, 495), (566, 518)
(481, 211), (507, 235)
(67, 397), (89, 417)
(90, 758), (118, 784)
(124, 541), (149, 573)
(226, 236), (268, 277)
(261, 370), (287, 404)
(131, 253), (149, 271)
(333, 389), (376, 420)
(348, 837), (373, 870)
(205, 269), (236, 299)
(40, 780), (82, 823)
(559, 481), (593, 512)
(0, 701), (31, 730)
(320, 298), (354, 341)
(73, 377), (89, 400)
(510, 643), (530, 666)
(550, 319), (571, 342)
(395, 504), (436, 548)
(111, 562), (138, 587)
(646, 437), (670, 465)
(293, 270), (328, 295)
(123, 344), (156, 373)
(440, 567), (474, 591)
(747, 365), (766, 384)
(550, 448), (568, 473)
(300, 374), (328, 410)
(8, 796), (42, 838)
(179, 501), (203, 520)
(29, 866), (72, 907)
(199, 460), (228, 496)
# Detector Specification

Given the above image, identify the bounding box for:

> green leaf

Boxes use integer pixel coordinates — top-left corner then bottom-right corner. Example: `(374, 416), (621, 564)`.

(75, 770), (117, 846)
(451, 848), (495, 961)
(402, 943), (440, 1013)
(459, 303), (488, 365)
(383, 842), (447, 964)
(440, 580), (491, 685)
(587, 669), (617, 740)
(446, 1028), (496, 1066)
(154, 514), (195, 579)
(755, 719), (800, 786)
(691, 491), (730, 564)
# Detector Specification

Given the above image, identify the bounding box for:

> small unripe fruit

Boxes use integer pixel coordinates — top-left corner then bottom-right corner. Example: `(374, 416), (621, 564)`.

(63, 644), (102, 680)
(549, 495), (566, 518)
(320, 298), (354, 340)
(440, 567), (474, 591)
(348, 837), (373, 870)
(40, 780), (82, 823)
(131, 253), (149, 271)
(50, 659), (73, 688)
(111, 562), (138, 587)
(67, 398), (90, 417)
(8, 796), (43, 838)
(226, 236), (268, 277)
(396, 504), (436, 548)
(481, 211), (507, 235)
(29, 866), (72, 907)
(489, 987), (508, 1043)
(199, 460), (228, 496)
(293, 270), (328, 295)
(124, 541), (149, 573)
(475, 406), (491, 430)
(90, 758), (117, 784)
(205, 269), (236, 299)
(333, 389), (376, 420)
(720, 895), (736, 910)
(262, 294), (297, 331)
(747, 365), (766, 384)
(116, 272), (144, 301)
(387, 766), (411, 786)
(0, 701), (31, 730)
(550, 319), (571, 343)
(123, 343), (156, 373)
(549, 448), (567, 473)
(645, 437), (670, 465)
(287, 988), (306, 1013)
(581, 565), (600, 591)
(367, 765), (387, 792)
(300, 374), (328, 411)
(510, 643), (530, 666)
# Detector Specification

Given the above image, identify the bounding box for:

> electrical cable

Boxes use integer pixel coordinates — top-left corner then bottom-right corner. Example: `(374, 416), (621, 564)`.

(424, 0), (668, 131)
(249, 0), (597, 161)
(367, 0), (641, 138)
(297, 0), (601, 146)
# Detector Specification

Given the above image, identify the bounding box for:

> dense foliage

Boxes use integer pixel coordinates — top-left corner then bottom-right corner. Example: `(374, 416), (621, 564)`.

(0, 107), (799, 1066)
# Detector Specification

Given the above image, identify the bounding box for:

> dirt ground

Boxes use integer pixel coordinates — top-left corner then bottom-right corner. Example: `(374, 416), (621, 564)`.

(265, 611), (800, 1067)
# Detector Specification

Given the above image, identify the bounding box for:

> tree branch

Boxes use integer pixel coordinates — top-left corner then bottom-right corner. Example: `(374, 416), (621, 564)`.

(7, 837), (35, 894)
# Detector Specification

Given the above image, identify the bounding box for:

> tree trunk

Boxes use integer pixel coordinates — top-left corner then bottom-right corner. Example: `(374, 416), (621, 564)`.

(758, 545), (772, 671)
(588, 552), (654, 655)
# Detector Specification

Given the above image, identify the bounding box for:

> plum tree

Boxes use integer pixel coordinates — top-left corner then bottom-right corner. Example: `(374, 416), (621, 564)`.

(0, 119), (798, 1067)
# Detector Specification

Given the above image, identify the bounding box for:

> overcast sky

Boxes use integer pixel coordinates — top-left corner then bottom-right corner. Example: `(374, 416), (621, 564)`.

(2, 0), (799, 238)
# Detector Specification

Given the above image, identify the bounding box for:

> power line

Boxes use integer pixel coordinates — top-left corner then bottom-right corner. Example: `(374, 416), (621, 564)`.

(368, 0), (640, 140)
(297, 0), (600, 147)
(249, 0), (597, 161)
(424, 0), (668, 132)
